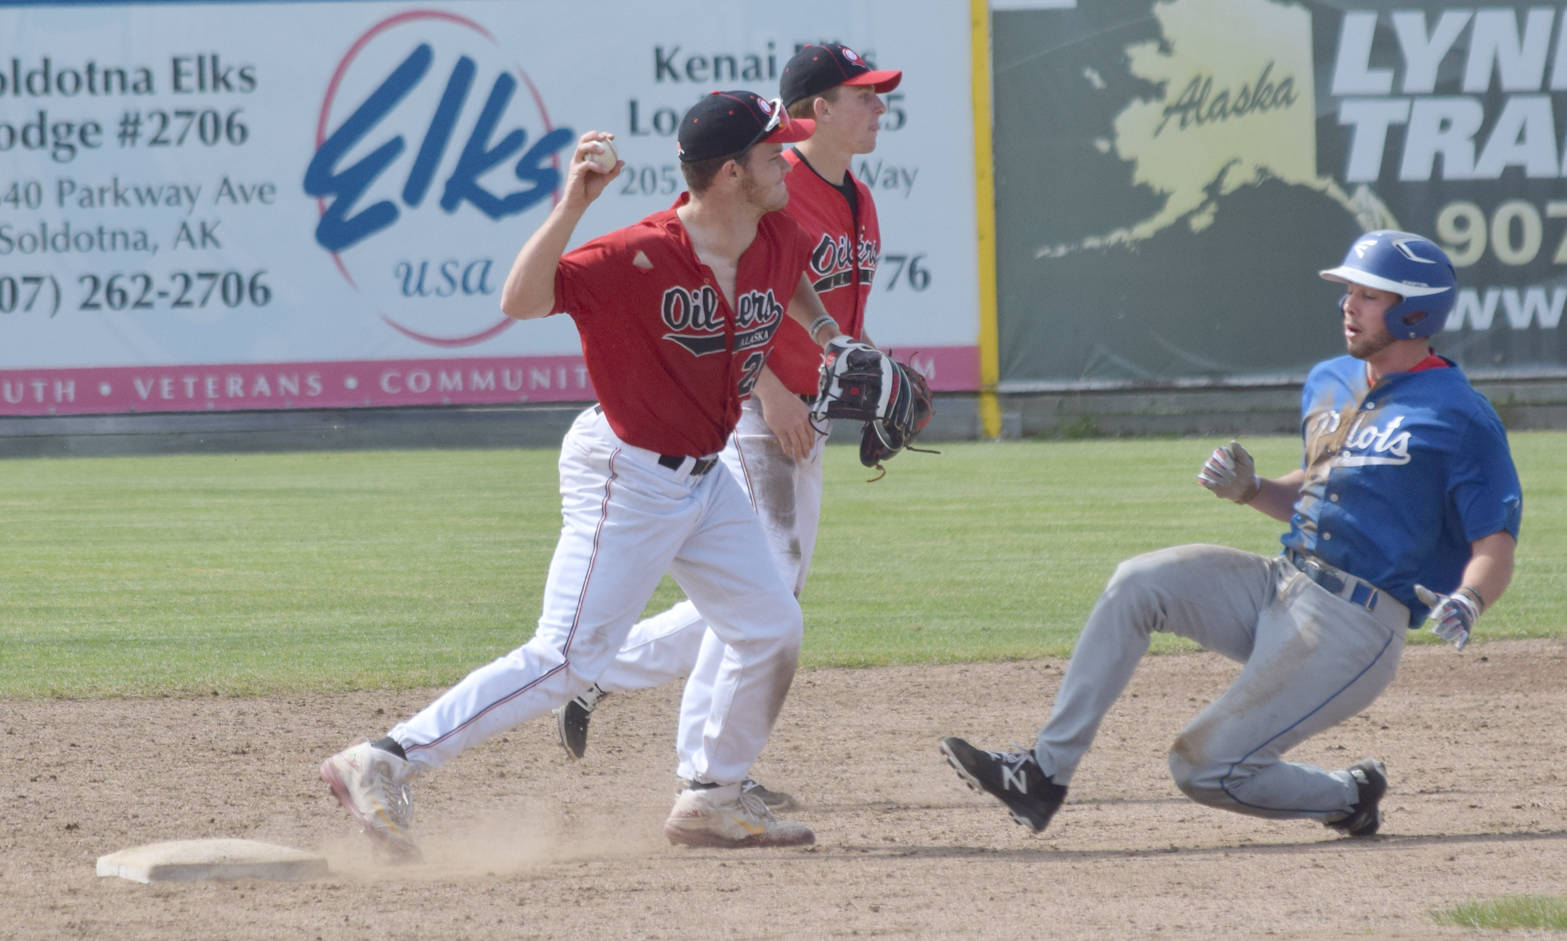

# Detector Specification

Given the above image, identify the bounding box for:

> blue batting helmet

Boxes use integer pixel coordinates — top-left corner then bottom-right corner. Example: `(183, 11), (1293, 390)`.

(1319, 230), (1457, 340)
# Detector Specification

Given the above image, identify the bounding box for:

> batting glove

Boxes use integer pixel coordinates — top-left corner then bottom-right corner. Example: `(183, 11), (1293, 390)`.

(1413, 584), (1481, 651)
(1197, 440), (1261, 504)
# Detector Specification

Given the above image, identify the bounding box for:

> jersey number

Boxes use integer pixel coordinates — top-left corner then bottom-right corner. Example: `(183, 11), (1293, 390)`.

(737, 351), (767, 399)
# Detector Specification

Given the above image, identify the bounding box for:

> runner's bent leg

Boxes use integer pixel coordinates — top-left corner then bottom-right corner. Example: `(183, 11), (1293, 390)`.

(1166, 564), (1406, 821)
(1033, 545), (1273, 784)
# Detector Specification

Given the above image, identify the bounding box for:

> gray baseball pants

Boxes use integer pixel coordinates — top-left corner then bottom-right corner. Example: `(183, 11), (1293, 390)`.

(1033, 544), (1408, 822)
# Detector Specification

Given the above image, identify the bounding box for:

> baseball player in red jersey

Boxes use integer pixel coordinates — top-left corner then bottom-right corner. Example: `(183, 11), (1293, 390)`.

(320, 90), (850, 854)
(549, 43), (902, 810)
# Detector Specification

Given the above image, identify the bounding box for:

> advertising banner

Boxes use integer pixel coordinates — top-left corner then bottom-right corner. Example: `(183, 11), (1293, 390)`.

(992, 1), (1567, 389)
(0, 0), (977, 415)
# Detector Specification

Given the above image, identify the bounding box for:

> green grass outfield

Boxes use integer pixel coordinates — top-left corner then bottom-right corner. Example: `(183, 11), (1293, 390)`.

(2, 433), (1561, 699)
(1434, 895), (1567, 931)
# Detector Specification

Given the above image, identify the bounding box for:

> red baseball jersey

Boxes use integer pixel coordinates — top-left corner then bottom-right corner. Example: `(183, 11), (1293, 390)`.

(766, 148), (881, 394)
(554, 195), (814, 457)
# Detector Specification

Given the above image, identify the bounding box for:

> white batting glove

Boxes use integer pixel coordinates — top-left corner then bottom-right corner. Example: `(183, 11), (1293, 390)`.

(1197, 440), (1261, 504)
(1413, 584), (1480, 651)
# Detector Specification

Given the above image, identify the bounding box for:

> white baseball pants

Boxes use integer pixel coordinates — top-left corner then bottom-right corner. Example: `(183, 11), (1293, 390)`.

(586, 397), (826, 782)
(391, 406), (803, 785)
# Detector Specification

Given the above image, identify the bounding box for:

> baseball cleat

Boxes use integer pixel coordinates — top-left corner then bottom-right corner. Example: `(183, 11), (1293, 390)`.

(553, 684), (607, 760)
(320, 741), (421, 862)
(940, 736), (1067, 833)
(679, 776), (798, 812)
(1326, 758), (1387, 837)
(663, 782), (815, 848)
(741, 777), (798, 812)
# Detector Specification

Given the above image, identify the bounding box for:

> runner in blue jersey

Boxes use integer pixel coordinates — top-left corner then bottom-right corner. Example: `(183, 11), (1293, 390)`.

(940, 230), (1522, 839)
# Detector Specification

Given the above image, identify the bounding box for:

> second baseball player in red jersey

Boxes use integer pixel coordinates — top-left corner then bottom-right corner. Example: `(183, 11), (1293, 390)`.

(768, 43), (893, 393)
(548, 42), (905, 811)
(320, 89), (853, 855)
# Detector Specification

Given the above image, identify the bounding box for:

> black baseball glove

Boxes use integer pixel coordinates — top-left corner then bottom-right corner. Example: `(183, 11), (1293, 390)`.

(812, 337), (936, 479)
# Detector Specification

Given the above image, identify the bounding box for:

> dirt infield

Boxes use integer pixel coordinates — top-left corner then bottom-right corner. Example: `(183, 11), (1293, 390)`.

(9, 638), (1566, 939)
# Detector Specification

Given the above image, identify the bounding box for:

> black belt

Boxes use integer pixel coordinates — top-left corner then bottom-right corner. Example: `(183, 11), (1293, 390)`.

(591, 406), (715, 477)
(658, 454), (717, 476)
(1284, 549), (1383, 612)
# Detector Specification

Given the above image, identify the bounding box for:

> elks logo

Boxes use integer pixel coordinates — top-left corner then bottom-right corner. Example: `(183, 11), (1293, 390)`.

(304, 10), (574, 348)
(660, 285), (783, 356)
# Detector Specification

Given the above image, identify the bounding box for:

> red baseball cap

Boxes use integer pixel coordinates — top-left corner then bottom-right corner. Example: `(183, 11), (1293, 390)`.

(780, 43), (902, 108)
(676, 90), (816, 163)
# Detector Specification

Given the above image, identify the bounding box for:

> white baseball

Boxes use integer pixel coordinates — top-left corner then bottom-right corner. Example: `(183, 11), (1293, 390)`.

(586, 137), (618, 171)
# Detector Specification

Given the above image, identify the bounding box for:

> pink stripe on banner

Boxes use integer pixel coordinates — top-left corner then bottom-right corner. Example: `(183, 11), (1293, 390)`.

(0, 347), (979, 417)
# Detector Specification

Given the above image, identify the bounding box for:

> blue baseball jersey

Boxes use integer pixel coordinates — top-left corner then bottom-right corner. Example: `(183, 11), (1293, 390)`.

(1282, 354), (1522, 626)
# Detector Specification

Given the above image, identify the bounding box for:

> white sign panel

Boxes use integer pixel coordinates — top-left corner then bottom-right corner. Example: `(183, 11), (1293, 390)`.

(0, 0), (978, 415)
